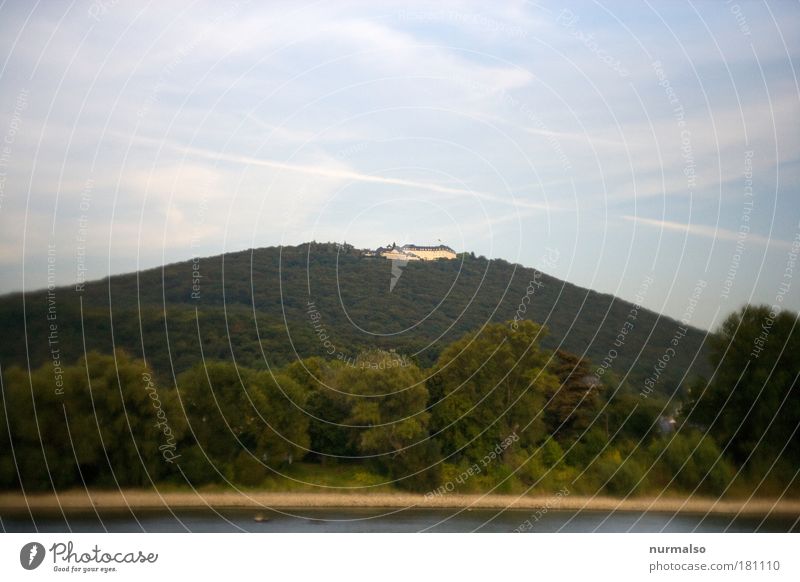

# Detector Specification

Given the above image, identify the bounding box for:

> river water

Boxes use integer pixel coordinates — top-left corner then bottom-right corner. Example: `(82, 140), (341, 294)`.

(3, 508), (797, 533)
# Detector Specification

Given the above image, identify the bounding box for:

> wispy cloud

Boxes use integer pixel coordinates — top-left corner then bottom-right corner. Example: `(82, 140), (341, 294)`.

(622, 215), (793, 250)
(117, 132), (569, 213)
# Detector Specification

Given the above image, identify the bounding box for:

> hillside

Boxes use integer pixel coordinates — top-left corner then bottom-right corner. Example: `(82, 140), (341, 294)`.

(0, 242), (710, 394)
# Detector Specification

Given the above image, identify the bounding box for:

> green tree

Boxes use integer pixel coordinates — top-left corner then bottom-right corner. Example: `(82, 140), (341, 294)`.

(648, 431), (734, 494)
(603, 392), (665, 443)
(688, 305), (799, 467)
(429, 321), (558, 465)
(338, 351), (438, 489)
(590, 449), (649, 495)
(250, 370), (310, 464)
(545, 350), (602, 442)
(284, 357), (360, 460)
(342, 352), (429, 453)
(0, 351), (184, 490)
(178, 361), (309, 485)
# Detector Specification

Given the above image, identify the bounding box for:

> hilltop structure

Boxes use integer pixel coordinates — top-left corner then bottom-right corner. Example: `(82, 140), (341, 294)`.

(366, 243), (457, 261)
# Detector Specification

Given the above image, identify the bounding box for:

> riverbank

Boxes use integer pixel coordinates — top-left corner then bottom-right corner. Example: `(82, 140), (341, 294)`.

(1, 490), (798, 516)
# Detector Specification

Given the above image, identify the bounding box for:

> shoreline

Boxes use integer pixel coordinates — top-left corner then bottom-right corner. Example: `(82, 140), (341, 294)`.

(1, 490), (798, 517)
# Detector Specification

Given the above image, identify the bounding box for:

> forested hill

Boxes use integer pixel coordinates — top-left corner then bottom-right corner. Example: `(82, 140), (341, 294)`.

(0, 242), (710, 394)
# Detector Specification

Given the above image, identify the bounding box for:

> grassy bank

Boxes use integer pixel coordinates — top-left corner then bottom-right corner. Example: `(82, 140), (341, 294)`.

(1, 490), (798, 517)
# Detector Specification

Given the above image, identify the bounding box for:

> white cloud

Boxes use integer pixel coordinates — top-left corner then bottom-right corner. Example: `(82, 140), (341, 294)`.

(622, 215), (793, 250)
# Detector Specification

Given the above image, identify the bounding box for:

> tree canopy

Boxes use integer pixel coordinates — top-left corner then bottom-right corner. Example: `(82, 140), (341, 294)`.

(1, 306), (796, 499)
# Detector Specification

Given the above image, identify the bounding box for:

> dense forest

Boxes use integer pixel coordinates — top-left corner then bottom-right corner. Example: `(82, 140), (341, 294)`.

(0, 242), (710, 396)
(1, 308), (797, 498)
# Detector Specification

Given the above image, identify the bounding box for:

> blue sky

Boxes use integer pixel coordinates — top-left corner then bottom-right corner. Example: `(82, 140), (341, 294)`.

(0, 0), (798, 330)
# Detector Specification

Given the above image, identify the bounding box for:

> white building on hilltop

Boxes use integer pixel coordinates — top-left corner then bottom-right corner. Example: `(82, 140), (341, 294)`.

(373, 243), (456, 261)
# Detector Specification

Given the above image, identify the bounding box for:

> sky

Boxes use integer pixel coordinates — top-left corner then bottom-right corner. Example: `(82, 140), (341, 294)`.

(0, 0), (798, 330)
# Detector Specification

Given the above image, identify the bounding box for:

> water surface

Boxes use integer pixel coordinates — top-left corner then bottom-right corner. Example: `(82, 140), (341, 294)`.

(3, 507), (797, 533)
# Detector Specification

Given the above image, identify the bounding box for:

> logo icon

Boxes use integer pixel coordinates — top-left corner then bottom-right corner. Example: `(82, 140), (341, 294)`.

(389, 259), (408, 292)
(20, 542), (45, 570)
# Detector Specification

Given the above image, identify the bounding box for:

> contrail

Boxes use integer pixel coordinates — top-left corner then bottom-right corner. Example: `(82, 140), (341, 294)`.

(112, 132), (566, 212)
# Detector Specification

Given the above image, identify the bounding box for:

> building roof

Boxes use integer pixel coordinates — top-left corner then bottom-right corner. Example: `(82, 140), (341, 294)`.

(401, 244), (455, 253)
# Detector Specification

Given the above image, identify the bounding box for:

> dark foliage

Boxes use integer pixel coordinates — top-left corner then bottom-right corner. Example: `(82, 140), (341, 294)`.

(0, 242), (710, 398)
